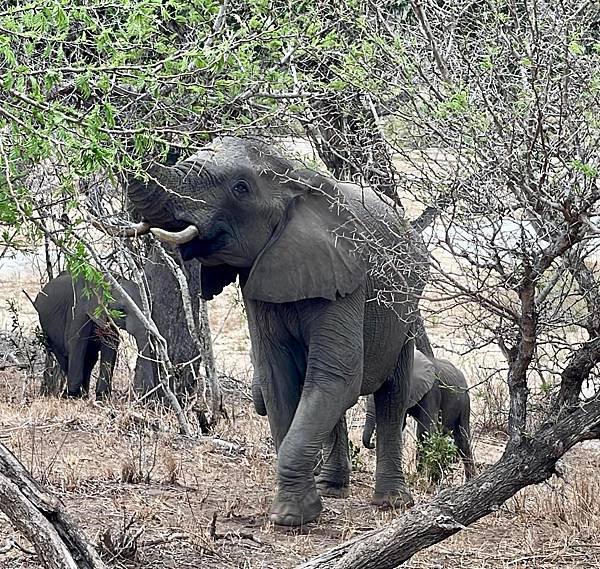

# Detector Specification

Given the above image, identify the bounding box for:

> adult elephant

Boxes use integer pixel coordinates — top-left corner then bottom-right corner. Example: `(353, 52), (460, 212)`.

(34, 272), (156, 398)
(363, 350), (476, 479)
(125, 137), (429, 526)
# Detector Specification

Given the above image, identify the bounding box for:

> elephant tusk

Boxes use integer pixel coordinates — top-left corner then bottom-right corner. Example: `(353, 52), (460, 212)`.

(150, 225), (199, 244)
(93, 220), (151, 237)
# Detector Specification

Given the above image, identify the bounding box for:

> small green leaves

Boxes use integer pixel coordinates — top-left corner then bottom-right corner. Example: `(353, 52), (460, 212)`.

(436, 90), (470, 118)
(570, 160), (598, 178)
(417, 429), (458, 483)
(568, 39), (585, 56)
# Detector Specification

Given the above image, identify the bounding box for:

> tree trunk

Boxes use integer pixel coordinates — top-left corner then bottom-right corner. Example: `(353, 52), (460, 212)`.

(0, 443), (107, 569)
(140, 244), (222, 424)
(199, 296), (221, 423)
(139, 245), (203, 396)
(297, 398), (600, 569)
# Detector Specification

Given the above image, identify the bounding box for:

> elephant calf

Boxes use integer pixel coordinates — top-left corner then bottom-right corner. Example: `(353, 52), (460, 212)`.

(34, 272), (156, 398)
(363, 350), (476, 479)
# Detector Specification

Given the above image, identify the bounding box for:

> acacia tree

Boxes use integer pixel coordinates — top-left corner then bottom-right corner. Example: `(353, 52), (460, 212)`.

(1, 0), (600, 568)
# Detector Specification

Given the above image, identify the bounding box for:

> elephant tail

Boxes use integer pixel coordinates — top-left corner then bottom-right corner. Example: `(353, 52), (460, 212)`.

(362, 395), (376, 449)
(251, 376), (268, 416)
(362, 428), (376, 449)
(411, 191), (453, 234)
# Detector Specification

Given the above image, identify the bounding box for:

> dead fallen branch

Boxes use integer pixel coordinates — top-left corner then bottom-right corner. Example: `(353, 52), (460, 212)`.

(0, 442), (107, 569)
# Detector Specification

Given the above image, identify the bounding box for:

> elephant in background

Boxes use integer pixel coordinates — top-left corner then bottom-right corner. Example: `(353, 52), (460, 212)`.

(34, 272), (156, 398)
(363, 350), (476, 479)
(124, 137), (429, 525)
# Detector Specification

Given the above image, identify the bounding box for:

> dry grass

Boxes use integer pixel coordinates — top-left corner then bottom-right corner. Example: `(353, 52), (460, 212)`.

(0, 276), (599, 568)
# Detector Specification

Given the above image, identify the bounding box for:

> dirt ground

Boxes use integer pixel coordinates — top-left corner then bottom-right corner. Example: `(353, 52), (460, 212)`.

(0, 271), (599, 568)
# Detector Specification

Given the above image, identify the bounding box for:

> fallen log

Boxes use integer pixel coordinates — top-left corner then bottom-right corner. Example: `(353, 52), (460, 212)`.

(0, 442), (107, 569)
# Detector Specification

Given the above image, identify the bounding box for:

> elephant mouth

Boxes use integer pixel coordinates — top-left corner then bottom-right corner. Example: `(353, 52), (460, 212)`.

(178, 231), (229, 261)
(96, 218), (229, 261)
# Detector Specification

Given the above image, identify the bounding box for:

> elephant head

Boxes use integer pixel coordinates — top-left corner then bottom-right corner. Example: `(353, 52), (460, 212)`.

(126, 137), (366, 302)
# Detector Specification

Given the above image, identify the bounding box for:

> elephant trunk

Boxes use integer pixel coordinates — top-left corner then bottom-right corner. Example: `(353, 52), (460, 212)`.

(126, 164), (181, 228)
(362, 395), (376, 449)
(252, 376), (268, 416)
(126, 162), (216, 246)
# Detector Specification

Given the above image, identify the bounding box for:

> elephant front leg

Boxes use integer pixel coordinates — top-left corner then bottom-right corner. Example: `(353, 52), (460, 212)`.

(372, 340), (415, 509)
(270, 295), (364, 526)
(315, 414), (351, 498)
(96, 341), (118, 399)
(272, 384), (359, 526)
(246, 303), (304, 452)
(413, 390), (442, 474)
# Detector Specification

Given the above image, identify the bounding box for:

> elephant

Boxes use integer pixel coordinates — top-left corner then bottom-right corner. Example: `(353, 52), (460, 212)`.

(124, 137), (429, 526)
(363, 350), (476, 479)
(33, 272), (156, 398)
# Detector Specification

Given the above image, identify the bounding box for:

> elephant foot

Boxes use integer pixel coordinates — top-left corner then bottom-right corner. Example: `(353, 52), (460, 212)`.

(372, 488), (414, 510)
(269, 487), (322, 526)
(95, 389), (111, 401)
(63, 388), (83, 398)
(316, 479), (350, 498)
(315, 469), (350, 498)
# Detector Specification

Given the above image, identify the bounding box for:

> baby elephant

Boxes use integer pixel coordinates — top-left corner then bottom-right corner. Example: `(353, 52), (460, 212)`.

(363, 350), (476, 479)
(34, 272), (156, 398)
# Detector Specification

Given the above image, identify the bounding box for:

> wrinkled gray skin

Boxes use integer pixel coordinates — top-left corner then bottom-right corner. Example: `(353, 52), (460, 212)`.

(363, 351), (476, 479)
(126, 137), (429, 526)
(34, 272), (156, 398)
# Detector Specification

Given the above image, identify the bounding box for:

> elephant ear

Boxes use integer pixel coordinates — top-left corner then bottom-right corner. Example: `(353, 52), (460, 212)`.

(243, 174), (366, 303)
(200, 264), (239, 300)
(408, 351), (437, 408)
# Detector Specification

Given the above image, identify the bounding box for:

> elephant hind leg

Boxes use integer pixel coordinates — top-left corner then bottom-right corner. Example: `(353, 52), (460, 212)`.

(81, 339), (100, 396)
(66, 319), (95, 397)
(372, 340), (414, 509)
(316, 414), (351, 498)
(412, 390), (442, 473)
(454, 406), (476, 479)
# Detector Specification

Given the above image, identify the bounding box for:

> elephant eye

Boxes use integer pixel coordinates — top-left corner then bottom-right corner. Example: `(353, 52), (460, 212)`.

(232, 180), (250, 195)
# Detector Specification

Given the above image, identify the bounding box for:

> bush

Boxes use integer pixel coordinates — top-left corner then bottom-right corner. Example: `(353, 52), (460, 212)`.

(417, 429), (458, 484)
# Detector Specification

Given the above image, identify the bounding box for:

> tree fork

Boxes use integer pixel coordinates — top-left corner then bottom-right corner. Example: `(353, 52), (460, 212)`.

(297, 398), (600, 569)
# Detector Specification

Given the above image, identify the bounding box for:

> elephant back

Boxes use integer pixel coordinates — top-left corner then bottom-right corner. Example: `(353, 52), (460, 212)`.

(434, 358), (468, 388)
(338, 182), (429, 312)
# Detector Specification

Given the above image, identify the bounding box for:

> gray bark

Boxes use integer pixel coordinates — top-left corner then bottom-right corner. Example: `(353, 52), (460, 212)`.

(140, 245), (203, 396)
(142, 244), (221, 421)
(40, 352), (65, 397)
(84, 244), (192, 436)
(0, 443), (107, 569)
